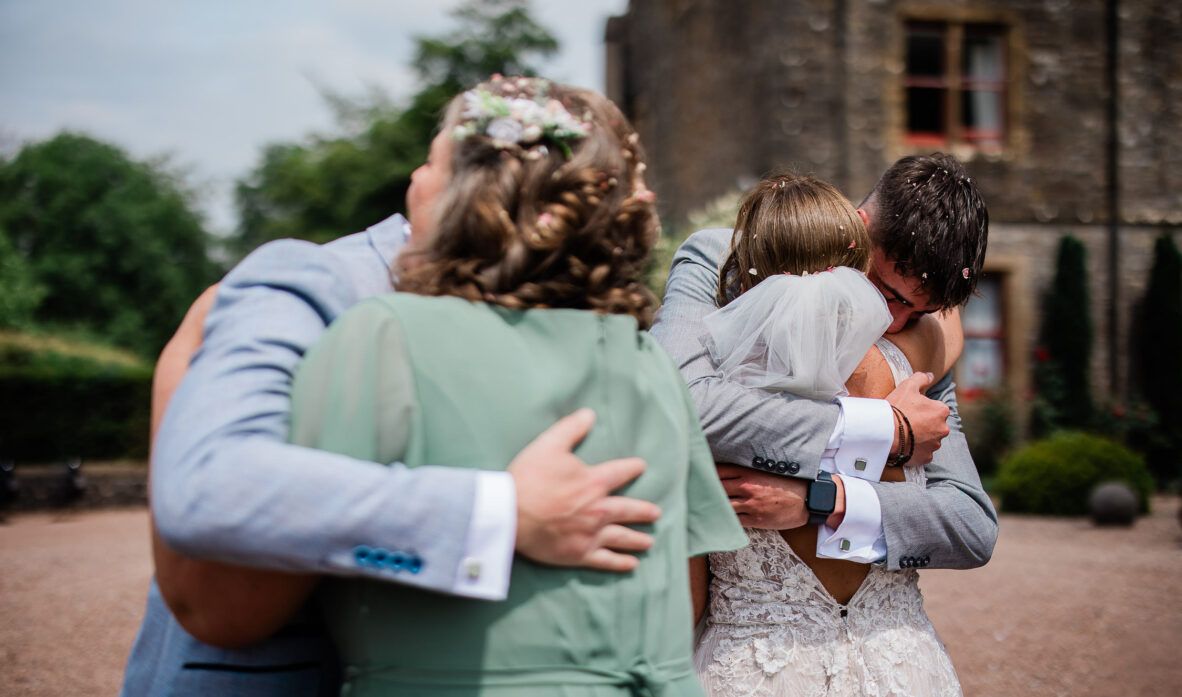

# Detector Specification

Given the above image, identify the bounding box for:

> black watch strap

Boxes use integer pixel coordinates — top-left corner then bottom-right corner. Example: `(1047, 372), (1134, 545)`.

(806, 471), (837, 526)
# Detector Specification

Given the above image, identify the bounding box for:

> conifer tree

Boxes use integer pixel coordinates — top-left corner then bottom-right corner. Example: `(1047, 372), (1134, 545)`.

(1033, 235), (1095, 432)
(1134, 234), (1182, 486)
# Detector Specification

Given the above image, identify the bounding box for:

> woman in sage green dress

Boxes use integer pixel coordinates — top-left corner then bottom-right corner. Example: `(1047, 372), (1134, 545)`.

(220, 76), (747, 696)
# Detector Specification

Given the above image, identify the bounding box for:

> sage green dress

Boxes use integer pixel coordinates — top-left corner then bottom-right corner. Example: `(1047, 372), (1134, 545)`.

(289, 294), (747, 697)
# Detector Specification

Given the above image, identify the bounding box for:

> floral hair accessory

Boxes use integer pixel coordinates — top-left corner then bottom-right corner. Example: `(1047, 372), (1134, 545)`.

(962, 267), (971, 279)
(451, 80), (590, 159)
(848, 240), (857, 249)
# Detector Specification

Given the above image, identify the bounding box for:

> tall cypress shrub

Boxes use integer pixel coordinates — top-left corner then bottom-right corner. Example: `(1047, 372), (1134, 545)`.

(1134, 234), (1182, 486)
(1033, 235), (1095, 433)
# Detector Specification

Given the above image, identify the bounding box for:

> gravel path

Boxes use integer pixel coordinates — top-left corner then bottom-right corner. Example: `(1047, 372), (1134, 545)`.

(2, 497), (1180, 696)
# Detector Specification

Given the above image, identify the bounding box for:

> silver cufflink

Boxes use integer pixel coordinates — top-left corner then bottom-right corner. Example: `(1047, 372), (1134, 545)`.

(854, 458), (867, 471)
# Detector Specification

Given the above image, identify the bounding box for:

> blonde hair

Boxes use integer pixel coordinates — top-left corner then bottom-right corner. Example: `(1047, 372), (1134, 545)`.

(396, 76), (659, 328)
(717, 173), (870, 305)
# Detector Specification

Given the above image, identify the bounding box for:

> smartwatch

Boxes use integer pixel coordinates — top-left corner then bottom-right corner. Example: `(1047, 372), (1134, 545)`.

(805, 471), (837, 526)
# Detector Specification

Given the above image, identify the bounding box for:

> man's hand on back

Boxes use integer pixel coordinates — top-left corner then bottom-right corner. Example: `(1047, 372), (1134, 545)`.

(885, 372), (951, 465)
(510, 409), (661, 573)
(716, 464), (810, 529)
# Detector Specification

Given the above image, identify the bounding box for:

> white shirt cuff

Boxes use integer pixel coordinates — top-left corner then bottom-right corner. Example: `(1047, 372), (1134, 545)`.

(816, 476), (886, 563)
(452, 470), (516, 600)
(827, 396), (893, 482)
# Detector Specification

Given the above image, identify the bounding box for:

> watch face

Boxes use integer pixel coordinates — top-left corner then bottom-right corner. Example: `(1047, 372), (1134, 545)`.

(808, 479), (837, 513)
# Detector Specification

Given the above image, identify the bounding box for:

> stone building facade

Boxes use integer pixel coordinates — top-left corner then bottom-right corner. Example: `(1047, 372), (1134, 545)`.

(606, 0), (1181, 416)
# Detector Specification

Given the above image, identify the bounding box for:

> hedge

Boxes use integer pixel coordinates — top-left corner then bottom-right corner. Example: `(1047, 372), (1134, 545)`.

(996, 431), (1154, 516)
(0, 334), (151, 462)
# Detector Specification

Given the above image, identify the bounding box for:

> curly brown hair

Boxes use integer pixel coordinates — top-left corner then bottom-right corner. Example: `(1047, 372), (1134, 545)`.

(718, 173), (870, 305)
(396, 76), (660, 328)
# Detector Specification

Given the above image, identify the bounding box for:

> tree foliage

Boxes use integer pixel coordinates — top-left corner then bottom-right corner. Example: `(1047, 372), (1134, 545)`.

(1132, 234), (1182, 486)
(1031, 235), (1095, 433)
(231, 0), (558, 259)
(0, 225), (47, 329)
(0, 133), (220, 356)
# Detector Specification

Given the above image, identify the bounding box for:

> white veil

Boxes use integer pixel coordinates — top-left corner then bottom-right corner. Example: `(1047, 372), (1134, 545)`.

(702, 267), (891, 401)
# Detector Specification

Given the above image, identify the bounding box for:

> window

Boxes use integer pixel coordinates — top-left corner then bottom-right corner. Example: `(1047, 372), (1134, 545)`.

(905, 21), (1007, 149)
(957, 275), (1005, 399)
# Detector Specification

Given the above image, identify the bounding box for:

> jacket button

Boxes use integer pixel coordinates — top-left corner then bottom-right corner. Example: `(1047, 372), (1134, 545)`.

(787, 461), (801, 475)
(353, 546), (373, 565)
(407, 556), (424, 574)
(752, 456), (765, 469)
(387, 552), (406, 570)
(775, 460), (789, 474)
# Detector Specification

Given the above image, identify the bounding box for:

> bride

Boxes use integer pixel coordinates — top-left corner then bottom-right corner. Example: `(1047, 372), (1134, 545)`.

(691, 174), (963, 697)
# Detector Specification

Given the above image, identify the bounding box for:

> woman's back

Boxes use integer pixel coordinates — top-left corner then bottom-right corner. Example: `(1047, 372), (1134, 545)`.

(292, 294), (745, 696)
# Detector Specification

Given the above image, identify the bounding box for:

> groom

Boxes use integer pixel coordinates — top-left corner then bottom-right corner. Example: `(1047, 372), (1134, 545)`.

(651, 153), (997, 570)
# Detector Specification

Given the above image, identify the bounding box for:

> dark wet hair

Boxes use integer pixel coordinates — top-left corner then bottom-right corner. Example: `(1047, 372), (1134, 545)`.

(861, 153), (989, 308)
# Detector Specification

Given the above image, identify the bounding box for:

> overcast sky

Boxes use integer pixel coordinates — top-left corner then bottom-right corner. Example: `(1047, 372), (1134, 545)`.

(0, 0), (630, 233)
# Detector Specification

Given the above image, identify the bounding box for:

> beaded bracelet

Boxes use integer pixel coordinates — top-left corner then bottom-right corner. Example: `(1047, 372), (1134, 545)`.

(888, 405), (915, 467)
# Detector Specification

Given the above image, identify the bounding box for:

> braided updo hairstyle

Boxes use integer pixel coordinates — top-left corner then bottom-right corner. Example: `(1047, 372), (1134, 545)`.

(396, 76), (660, 328)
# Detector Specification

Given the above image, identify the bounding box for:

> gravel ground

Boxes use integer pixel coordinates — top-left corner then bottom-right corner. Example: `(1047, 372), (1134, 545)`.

(2, 497), (1180, 697)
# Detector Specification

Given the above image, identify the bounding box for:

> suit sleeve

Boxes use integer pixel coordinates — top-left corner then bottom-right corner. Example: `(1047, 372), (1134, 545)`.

(650, 229), (838, 479)
(652, 230), (997, 571)
(868, 371), (998, 570)
(150, 239), (494, 595)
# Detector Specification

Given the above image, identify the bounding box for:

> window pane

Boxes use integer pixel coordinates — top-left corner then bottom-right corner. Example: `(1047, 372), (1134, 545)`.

(960, 338), (1005, 392)
(962, 277), (1002, 334)
(962, 33), (1003, 80)
(907, 87), (945, 133)
(907, 25), (945, 77)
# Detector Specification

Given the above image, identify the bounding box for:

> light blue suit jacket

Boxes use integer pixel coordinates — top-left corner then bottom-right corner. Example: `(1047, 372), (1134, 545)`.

(120, 216), (490, 696)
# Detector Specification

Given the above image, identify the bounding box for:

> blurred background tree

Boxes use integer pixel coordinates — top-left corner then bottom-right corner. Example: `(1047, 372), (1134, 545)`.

(0, 225), (47, 329)
(1131, 234), (1182, 488)
(231, 0), (558, 259)
(1030, 235), (1095, 435)
(0, 133), (220, 358)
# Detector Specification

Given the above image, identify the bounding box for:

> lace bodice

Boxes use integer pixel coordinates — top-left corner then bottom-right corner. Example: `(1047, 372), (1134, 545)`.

(693, 339), (961, 697)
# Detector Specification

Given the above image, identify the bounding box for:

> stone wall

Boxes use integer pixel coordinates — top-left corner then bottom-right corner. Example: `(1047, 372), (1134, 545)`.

(608, 0), (1181, 403)
(609, 0), (1181, 228)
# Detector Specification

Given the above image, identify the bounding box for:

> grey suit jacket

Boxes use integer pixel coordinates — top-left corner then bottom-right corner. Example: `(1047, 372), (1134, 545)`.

(649, 228), (997, 571)
(121, 216), (484, 696)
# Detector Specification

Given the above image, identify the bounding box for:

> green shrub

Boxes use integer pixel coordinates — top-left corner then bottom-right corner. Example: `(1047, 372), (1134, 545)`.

(0, 332), (151, 461)
(996, 431), (1154, 516)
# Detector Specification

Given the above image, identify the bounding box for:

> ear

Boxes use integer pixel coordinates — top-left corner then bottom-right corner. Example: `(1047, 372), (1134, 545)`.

(855, 208), (870, 227)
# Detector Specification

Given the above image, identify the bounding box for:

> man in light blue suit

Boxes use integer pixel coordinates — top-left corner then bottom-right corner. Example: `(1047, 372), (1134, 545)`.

(120, 213), (661, 696)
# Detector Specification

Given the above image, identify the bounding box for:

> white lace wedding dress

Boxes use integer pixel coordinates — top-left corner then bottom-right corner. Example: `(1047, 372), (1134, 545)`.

(693, 339), (963, 697)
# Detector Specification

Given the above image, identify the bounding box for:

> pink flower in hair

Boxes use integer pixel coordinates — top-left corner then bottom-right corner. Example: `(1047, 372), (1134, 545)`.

(962, 267), (971, 279)
(848, 240), (856, 249)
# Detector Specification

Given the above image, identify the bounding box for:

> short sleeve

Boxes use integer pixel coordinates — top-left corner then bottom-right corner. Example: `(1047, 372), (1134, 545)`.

(290, 297), (415, 465)
(676, 369), (749, 557)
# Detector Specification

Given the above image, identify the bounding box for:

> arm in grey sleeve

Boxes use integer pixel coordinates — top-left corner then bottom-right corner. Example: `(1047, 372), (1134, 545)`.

(150, 238), (484, 593)
(649, 229), (838, 478)
(869, 371), (999, 570)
